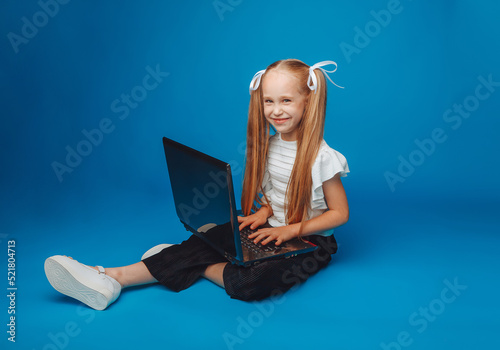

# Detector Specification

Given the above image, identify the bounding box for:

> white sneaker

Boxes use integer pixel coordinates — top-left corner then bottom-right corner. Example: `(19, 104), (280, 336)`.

(141, 244), (174, 260)
(44, 255), (121, 311)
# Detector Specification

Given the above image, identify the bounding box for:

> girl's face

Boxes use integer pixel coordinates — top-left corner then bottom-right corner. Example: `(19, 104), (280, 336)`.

(262, 70), (307, 141)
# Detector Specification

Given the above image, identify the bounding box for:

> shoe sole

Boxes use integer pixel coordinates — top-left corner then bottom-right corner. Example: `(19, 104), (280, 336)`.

(44, 257), (108, 311)
(141, 244), (173, 260)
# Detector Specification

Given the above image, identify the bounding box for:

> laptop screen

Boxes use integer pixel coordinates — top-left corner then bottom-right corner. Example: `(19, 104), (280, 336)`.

(163, 137), (239, 260)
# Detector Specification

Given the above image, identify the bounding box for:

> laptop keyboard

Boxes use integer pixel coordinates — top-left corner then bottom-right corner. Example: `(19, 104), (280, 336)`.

(240, 227), (279, 253)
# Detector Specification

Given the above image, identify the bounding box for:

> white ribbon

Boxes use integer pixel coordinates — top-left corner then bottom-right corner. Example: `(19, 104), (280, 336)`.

(307, 60), (343, 93)
(249, 69), (266, 94)
(248, 60), (343, 95)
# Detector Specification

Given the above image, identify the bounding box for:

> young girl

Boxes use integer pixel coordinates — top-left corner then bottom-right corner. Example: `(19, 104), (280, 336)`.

(44, 58), (349, 310)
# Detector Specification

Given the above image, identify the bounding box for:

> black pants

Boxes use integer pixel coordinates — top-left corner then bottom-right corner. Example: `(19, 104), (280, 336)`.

(142, 233), (337, 301)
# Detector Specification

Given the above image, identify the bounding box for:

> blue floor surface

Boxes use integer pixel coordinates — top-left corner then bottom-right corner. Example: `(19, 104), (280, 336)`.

(3, 192), (499, 350)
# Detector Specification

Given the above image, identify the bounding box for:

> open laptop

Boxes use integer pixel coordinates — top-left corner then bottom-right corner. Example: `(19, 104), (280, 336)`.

(162, 136), (317, 266)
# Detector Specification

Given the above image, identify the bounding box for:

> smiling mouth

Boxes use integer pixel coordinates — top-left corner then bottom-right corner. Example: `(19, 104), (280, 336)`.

(272, 118), (290, 124)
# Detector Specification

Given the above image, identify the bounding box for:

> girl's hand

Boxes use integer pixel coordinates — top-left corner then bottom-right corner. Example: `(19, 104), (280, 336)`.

(237, 209), (269, 232)
(237, 205), (272, 231)
(248, 225), (298, 246)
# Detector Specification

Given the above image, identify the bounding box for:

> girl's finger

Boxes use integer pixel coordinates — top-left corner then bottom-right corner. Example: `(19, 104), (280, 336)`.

(261, 234), (275, 245)
(253, 235), (263, 244)
(248, 228), (265, 238)
(239, 217), (256, 231)
(255, 232), (270, 244)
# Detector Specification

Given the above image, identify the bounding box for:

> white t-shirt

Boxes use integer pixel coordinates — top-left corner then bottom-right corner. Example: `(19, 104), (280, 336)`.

(262, 133), (349, 236)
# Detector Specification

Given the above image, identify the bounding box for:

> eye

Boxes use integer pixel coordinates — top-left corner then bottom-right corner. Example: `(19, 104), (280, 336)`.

(283, 99), (291, 103)
(264, 99), (273, 103)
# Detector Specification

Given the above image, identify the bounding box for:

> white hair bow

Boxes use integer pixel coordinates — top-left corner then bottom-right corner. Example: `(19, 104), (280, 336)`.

(249, 69), (266, 94)
(307, 60), (344, 93)
(249, 60), (343, 95)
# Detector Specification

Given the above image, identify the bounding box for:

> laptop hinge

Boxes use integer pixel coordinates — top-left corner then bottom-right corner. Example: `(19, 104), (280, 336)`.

(224, 252), (238, 264)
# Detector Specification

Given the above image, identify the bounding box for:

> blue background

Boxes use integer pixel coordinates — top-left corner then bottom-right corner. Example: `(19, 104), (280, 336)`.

(1, 0), (499, 349)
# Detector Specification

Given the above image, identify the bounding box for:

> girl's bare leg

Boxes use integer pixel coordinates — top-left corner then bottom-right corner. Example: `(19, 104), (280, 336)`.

(91, 261), (227, 289)
(202, 262), (228, 288)
(94, 262), (157, 288)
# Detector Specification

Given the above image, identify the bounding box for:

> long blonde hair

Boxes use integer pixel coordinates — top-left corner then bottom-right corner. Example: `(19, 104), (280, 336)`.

(241, 59), (327, 235)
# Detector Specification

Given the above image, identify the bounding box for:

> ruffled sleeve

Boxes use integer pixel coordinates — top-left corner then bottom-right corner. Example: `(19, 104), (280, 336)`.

(311, 141), (349, 210)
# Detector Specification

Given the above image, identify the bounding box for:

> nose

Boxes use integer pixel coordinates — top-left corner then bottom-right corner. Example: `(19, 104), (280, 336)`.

(273, 104), (283, 116)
